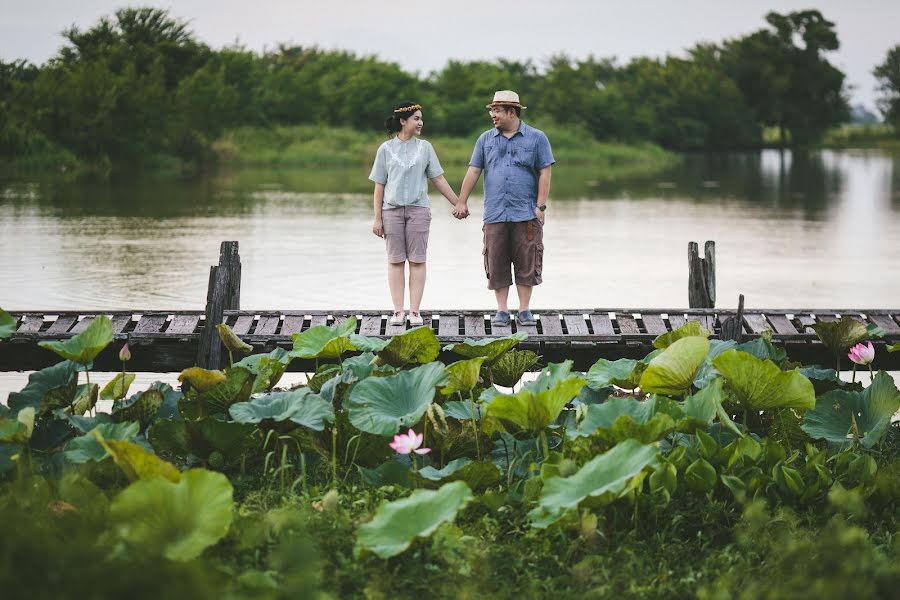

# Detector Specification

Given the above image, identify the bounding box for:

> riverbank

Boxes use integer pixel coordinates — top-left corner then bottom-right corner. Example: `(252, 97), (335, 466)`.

(761, 124), (900, 150)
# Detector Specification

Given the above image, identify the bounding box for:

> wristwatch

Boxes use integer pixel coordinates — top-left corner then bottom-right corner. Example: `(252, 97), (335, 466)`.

(537, 204), (547, 211)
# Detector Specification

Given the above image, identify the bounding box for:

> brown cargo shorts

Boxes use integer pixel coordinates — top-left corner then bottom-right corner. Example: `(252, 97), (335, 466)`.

(482, 219), (544, 290)
(382, 205), (432, 263)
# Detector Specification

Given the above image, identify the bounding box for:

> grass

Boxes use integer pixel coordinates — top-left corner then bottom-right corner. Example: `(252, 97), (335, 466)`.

(762, 124), (900, 150)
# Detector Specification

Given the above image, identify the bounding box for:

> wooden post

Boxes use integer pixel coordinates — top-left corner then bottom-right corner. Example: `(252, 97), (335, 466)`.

(197, 241), (242, 369)
(688, 241), (716, 308)
(720, 294), (745, 343)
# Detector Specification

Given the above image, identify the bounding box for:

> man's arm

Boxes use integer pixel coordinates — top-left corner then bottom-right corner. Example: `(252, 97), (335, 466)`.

(535, 166), (551, 223)
(454, 166), (483, 218)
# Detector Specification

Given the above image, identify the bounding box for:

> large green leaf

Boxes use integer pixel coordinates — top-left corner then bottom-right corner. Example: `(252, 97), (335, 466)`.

(0, 308), (15, 339)
(639, 336), (710, 396)
(354, 326), (441, 367)
(100, 373), (136, 401)
(235, 348), (293, 393)
(569, 396), (677, 443)
(713, 350), (815, 411)
(441, 357), (486, 396)
(529, 439), (660, 528)
(96, 434), (182, 483)
(346, 362), (448, 435)
(486, 376), (586, 433)
(229, 388), (313, 423)
(489, 349), (540, 387)
(652, 321), (710, 349)
(355, 480), (473, 558)
(149, 417), (257, 462)
(64, 421), (142, 464)
(586, 358), (645, 390)
(417, 458), (501, 489)
(7, 361), (79, 413)
(692, 340), (739, 389)
(290, 317), (357, 359)
(444, 333), (527, 365)
(110, 468), (234, 561)
(112, 386), (164, 428)
(179, 366), (256, 419)
(735, 337), (787, 364)
(38, 315), (113, 364)
(811, 316), (869, 355)
(801, 371), (900, 449)
(524, 361), (575, 392)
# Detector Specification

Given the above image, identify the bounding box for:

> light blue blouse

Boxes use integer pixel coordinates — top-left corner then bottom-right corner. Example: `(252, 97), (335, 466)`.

(369, 137), (443, 209)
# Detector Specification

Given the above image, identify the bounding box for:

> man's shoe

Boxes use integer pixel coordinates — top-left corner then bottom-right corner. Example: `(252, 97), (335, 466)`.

(408, 312), (424, 326)
(389, 311), (405, 326)
(491, 311), (511, 326)
(517, 310), (537, 326)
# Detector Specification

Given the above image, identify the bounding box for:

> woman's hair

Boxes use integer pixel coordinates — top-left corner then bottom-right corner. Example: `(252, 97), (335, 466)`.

(384, 102), (422, 136)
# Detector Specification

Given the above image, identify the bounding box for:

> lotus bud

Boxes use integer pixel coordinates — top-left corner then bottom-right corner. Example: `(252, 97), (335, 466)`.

(119, 343), (131, 362)
(847, 341), (875, 366)
(216, 323), (253, 354)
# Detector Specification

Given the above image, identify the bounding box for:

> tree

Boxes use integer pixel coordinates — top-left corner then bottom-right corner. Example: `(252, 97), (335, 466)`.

(874, 45), (900, 130)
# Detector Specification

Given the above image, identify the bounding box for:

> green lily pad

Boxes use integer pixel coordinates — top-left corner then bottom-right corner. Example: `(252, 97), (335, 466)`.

(346, 362), (448, 435)
(178, 367), (227, 392)
(444, 333), (527, 365)
(489, 349), (540, 387)
(64, 421), (142, 463)
(486, 376), (586, 433)
(569, 396), (677, 443)
(95, 433), (182, 483)
(149, 417), (257, 462)
(441, 357), (486, 396)
(180, 366), (256, 419)
(110, 468), (234, 561)
(357, 459), (412, 488)
(100, 373), (136, 401)
(734, 337), (787, 364)
(653, 321), (710, 349)
(417, 458), (501, 489)
(356, 326), (441, 367)
(444, 400), (485, 422)
(586, 358), (645, 390)
(38, 315), (113, 364)
(229, 388), (334, 431)
(713, 350), (815, 411)
(680, 377), (724, 433)
(692, 340), (739, 389)
(887, 343), (900, 353)
(355, 481), (474, 558)
(525, 360), (575, 392)
(7, 361), (79, 413)
(308, 363), (341, 393)
(290, 317), (357, 359)
(112, 386), (164, 428)
(529, 439), (660, 528)
(0, 308), (15, 339)
(801, 371), (900, 448)
(639, 336), (710, 396)
(811, 316), (869, 356)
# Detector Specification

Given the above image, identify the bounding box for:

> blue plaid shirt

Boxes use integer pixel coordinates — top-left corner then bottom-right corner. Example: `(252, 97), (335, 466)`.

(469, 121), (555, 224)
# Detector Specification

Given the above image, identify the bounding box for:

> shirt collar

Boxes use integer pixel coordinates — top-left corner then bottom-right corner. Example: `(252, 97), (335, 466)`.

(492, 120), (528, 137)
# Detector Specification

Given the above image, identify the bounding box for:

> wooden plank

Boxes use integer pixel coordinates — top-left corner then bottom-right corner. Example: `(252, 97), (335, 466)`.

(815, 313), (838, 323)
(491, 320), (513, 336)
(281, 315), (306, 336)
(563, 314), (589, 336)
(111, 314), (132, 334)
(668, 314), (686, 330)
(516, 321), (538, 337)
(254, 315), (280, 336)
(47, 315), (78, 334)
(464, 315), (486, 336)
(360, 315), (382, 336)
(134, 314), (167, 334)
(589, 313), (615, 336)
(438, 315), (459, 337)
(796, 314), (816, 333)
(641, 314), (668, 335)
(686, 314), (714, 331)
(309, 315), (328, 328)
(385, 319), (406, 336)
(232, 315), (255, 335)
(616, 313), (641, 335)
(742, 313), (771, 334)
(766, 314), (799, 335)
(167, 314), (201, 334)
(17, 314), (45, 333)
(539, 313), (563, 336)
(70, 316), (96, 334)
(869, 314), (900, 334)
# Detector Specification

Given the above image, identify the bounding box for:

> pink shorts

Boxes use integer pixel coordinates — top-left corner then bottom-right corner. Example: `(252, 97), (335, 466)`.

(382, 206), (432, 263)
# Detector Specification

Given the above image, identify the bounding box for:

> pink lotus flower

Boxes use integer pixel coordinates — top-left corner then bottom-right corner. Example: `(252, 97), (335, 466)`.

(389, 428), (431, 455)
(119, 343), (131, 362)
(848, 341), (875, 365)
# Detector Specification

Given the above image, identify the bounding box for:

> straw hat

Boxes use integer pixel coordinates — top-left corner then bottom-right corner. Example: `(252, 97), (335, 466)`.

(486, 90), (527, 109)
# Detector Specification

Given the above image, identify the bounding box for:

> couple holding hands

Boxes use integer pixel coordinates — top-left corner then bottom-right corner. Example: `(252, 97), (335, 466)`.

(369, 90), (554, 328)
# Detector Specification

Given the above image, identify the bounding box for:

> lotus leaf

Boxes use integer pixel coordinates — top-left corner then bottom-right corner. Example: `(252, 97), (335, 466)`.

(490, 432), (542, 478)
(417, 458), (501, 489)
(441, 357), (486, 395)
(801, 371), (900, 448)
(486, 376), (586, 433)
(639, 336), (710, 396)
(355, 480), (474, 558)
(653, 321), (710, 349)
(685, 458), (717, 493)
(443, 332), (527, 364)
(586, 358), (644, 390)
(217, 323), (253, 353)
(357, 460), (412, 487)
(734, 337), (787, 364)
(291, 317), (357, 359)
(71, 383), (99, 416)
(288, 393), (335, 431)
(810, 316), (869, 355)
(38, 315), (112, 364)
(112, 386), (164, 427)
(346, 361), (447, 435)
(364, 326), (441, 367)
(95, 432), (182, 483)
(110, 468), (234, 561)
(0, 308), (15, 339)
(150, 416), (257, 463)
(178, 367), (227, 392)
(529, 439), (659, 528)
(100, 373), (136, 401)
(524, 360), (575, 392)
(888, 343), (900, 353)
(8, 360), (79, 413)
(53, 410), (112, 433)
(568, 396), (676, 443)
(180, 366), (255, 419)
(308, 363), (341, 393)
(679, 377), (724, 433)
(692, 340), (738, 389)
(712, 349), (815, 411)
(64, 421), (141, 463)
(443, 400), (485, 422)
(229, 388), (333, 431)
(489, 349), (540, 387)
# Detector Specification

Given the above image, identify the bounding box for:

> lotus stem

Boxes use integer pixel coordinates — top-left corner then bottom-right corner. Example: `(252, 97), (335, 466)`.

(469, 392), (481, 460)
(851, 365), (857, 383)
(331, 426), (338, 487)
(540, 430), (550, 462)
(227, 348), (234, 368)
(868, 365), (874, 383)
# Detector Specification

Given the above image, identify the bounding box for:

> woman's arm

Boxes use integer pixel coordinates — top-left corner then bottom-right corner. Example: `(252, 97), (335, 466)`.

(429, 174), (460, 207)
(372, 183), (385, 237)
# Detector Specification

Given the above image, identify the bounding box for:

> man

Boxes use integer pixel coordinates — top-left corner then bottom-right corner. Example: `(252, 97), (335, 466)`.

(454, 90), (554, 327)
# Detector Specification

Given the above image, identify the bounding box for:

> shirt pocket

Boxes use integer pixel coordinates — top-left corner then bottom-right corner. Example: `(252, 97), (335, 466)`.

(513, 147), (534, 168)
(485, 142), (501, 166)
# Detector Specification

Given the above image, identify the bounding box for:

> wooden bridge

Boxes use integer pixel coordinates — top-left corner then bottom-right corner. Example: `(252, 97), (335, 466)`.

(2, 242), (898, 372)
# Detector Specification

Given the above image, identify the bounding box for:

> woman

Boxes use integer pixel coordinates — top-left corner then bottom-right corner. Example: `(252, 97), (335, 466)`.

(369, 102), (461, 326)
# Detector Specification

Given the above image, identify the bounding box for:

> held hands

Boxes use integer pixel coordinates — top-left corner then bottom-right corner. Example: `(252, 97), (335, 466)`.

(452, 201), (469, 219)
(372, 219), (384, 238)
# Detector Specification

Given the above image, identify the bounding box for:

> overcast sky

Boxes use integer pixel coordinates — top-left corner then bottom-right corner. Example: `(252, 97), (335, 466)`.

(2, 1), (898, 109)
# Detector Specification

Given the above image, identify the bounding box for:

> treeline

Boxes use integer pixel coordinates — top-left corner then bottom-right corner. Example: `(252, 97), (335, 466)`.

(0, 7), (888, 169)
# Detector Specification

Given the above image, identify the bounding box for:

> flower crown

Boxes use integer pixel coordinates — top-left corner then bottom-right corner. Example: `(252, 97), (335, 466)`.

(394, 104), (422, 113)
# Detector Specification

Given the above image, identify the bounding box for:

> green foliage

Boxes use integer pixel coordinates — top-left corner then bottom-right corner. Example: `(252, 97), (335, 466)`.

(810, 316), (870, 357)
(290, 317), (356, 359)
(485, 376), (585, 433)
(444, 332), (527, 365)
(0, 309), (15, 339)
(37, 315), (112, 364)
(639, 336), (710, 395)
(874, 45), (900, 130)
(713, 349), (816, 411)
(229, 388), (334, 431)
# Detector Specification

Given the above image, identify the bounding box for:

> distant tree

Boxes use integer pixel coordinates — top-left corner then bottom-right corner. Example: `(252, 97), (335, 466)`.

(873, 45), (900, 130)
